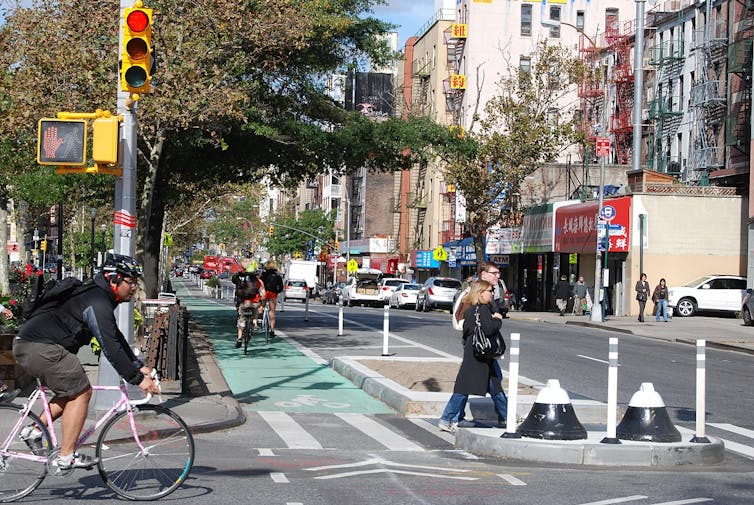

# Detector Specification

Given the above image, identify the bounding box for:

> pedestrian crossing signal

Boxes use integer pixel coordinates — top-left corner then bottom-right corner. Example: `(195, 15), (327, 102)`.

(37, 119), (87, 166)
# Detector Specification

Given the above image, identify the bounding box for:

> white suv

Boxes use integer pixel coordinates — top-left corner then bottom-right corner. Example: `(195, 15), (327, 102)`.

(379, 278), (410, 302)
(668, 275), (746, 317)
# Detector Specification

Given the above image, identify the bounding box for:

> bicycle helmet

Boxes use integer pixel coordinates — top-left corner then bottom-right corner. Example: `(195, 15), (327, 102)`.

(102, 253), (142, 279)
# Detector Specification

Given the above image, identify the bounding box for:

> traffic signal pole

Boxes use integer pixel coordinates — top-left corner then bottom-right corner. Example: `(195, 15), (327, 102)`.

(96, 0), (141, 408)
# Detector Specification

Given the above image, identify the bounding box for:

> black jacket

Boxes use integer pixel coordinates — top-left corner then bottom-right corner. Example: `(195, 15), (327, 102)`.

(453, 304), (504, 397)
(18, 274), (145, 385)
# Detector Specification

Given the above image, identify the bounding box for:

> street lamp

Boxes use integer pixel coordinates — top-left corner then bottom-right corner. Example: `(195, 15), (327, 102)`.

(101, 223), (107, 265)
(90, 208), (97, 279)
(542, 18), (607, 322)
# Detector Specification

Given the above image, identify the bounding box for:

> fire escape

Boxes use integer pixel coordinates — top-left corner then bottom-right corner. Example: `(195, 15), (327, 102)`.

(689, 5), (728, 184)
(646, 8), (686, 176)
(723, 0), (754, 182)
(443, 23), (466, 129)
(607, 22), (635, 165)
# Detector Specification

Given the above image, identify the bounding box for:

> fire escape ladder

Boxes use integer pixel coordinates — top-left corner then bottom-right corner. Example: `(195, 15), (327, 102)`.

(411, 163), (427, 250)
(609, 33), (635, 165)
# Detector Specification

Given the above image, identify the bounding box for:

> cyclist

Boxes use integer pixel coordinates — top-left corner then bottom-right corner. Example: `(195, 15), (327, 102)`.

(260, 260), (284, 336)
(232, 266), (265, 348)
(12, 254), (160, 471)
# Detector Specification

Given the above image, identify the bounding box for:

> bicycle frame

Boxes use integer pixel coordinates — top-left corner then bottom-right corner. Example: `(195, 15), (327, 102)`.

(1, 380), (151, 463)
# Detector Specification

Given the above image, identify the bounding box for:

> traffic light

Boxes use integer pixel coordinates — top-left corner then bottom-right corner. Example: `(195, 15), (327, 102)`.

(268, 226), (275, 237)
(40, 240), (47, 252)
(37, 119), (87, 166)
(334, 241), (339, 251)
(92, 116), (120, 165)
(121, 4), (153, 94)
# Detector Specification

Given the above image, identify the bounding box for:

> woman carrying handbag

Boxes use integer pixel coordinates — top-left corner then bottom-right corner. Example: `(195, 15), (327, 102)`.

(635, 273), (650, 322)
(438, 280), (508, 433)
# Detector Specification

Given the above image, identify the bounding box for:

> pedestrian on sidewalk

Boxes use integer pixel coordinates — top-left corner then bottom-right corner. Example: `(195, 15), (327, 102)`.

(572, 276), (588, 315)
(553, 274), (571, 316)
(652, 278), (670, 322)
(439, 280), (508, 433)
(635, 273), (650, 322)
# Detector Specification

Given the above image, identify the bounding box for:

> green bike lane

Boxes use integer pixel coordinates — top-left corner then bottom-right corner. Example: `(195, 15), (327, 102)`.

(174, 282), (394, 415)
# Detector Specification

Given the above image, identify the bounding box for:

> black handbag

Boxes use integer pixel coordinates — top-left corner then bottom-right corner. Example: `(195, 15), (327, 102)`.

(471, 306), (506, 360)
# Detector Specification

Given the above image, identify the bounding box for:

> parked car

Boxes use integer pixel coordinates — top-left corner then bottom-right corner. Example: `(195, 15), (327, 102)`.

(389, 283), (422, 309)
(199, 269), (216, 279)
(321, 282), (346, 304)
(415, 277), (462, 312)
(342, 268), (384, 307)
(283, 279), (309, 302)
(379, 278), (411, 302)
(668, 274), (746, 317)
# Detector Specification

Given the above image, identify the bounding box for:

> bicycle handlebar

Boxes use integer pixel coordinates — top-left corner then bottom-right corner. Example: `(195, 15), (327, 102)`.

(129, 368), (163, 406)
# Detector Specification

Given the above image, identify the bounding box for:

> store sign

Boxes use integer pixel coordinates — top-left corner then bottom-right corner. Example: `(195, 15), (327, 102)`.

(413, 250), (440, 269)
(554, 196), (631, 253)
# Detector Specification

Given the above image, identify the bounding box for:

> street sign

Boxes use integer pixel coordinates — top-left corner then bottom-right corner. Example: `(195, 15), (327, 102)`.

(596, 137), (610, 157)
(600, 205), (617, 222)
(432, 246), (448, 261)
(347, 259), (358, 273)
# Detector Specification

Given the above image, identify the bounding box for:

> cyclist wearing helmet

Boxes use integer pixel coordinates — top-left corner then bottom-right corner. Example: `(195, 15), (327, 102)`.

(13, 254), (159, 471)
(231, 264), (265, 347)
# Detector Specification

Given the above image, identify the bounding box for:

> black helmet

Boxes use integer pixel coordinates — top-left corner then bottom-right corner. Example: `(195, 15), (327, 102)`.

(102, 253), (142, 279)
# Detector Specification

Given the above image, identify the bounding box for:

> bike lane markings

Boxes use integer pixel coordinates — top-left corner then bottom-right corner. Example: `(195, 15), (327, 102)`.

(578, 498), (647, 505)
(304, 457), (478, 480)
(335, 413), (423, 451)
(258, 411), (322, 449)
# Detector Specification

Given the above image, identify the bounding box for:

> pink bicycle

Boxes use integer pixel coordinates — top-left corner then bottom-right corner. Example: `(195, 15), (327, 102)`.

(0, 374), (194, 501)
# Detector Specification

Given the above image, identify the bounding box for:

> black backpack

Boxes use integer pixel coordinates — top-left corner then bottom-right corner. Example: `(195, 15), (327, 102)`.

(22, 276), (94, 321)
(262, 271), (283, 294)
(236, 274), (259, 299)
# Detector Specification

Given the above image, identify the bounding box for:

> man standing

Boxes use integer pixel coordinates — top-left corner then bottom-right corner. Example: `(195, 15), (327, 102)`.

(554, 274), (572, 316)
(573, 275), (588, 315)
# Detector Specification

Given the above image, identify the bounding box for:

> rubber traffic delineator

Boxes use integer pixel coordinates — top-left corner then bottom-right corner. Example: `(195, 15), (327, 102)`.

(517, 379), (587, 440)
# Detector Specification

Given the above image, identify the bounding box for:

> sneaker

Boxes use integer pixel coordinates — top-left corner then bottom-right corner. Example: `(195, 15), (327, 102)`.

(20, 425), (45, 455)
(235, 340), (242, 348)
(438, 420), (457, 433)
(457, 420), (476, 428)
(55, 452), (98, 470)
(269, 330), (275, 337)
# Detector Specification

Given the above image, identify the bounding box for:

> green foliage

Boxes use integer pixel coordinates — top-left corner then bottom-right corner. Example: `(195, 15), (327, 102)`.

(266, 209), (335, 258)
(204, 277), (220, 288)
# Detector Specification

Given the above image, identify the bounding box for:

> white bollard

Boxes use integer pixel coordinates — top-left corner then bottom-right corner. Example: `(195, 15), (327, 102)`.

(338, 302), (344, 336)
(381, 303), (390, 356)
(601, 337), (620, 444)
(304, 292), (310, 321)
(691, 339), (710, 443)
(502, 333), (521, 439)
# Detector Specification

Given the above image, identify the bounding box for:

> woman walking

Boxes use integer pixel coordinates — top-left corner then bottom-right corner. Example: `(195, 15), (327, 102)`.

(438, 280), (508, 432)
(652, 278), (670, 322)
(635, 273), (650, 322)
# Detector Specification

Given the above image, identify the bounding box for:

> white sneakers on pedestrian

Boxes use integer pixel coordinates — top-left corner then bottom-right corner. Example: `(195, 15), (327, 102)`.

(438, 420), (457, 433)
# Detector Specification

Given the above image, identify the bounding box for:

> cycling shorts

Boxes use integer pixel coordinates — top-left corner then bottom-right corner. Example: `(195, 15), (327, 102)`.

(264, 291), (279, 301)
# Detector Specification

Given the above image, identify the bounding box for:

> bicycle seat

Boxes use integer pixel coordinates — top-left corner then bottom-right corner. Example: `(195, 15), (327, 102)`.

(0, 389), (21, 403)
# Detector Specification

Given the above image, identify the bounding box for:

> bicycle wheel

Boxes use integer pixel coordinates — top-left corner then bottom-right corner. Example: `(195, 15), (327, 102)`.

(243, 320), (251, 355)
(97, 405), (194, 501)
(0, 405), (51, 503)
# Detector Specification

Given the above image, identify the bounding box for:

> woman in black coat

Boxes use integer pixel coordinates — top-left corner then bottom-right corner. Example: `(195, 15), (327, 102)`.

(438, 280), (508, 432)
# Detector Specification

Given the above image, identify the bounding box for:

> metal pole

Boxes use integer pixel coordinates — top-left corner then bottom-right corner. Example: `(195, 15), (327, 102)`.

(501, 333), (521, 439)
(601, 337), (620, 444)
(691, 339), (710, 443)
(632, 0), (646, 173)
(89, 210), (96, 278)
(381, 303), (390, 356)
(56, 203), (63, 280)
(97, 0), (138, 408)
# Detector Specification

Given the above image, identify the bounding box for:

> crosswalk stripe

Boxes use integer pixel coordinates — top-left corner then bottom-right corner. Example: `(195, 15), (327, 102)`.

(259, 411), (323, 449)
(651, 499), (713, 504)
(497, 474), (526, 486)
(708, 423), (754, 439)
(577, 496), (647, 505)
(335, 413), (424, 451)
(677, 426), (754, 459)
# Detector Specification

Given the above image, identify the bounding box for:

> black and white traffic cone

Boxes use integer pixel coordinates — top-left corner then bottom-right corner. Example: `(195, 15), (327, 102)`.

(616, 382), (681, 442)
(517, 379), (587, 440)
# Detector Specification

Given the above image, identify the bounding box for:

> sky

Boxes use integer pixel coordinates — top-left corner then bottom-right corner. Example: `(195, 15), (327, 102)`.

(371, 0), (439, 48)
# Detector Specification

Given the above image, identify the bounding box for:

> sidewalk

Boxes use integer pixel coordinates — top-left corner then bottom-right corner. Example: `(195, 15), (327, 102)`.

(117, 282), (747, 466)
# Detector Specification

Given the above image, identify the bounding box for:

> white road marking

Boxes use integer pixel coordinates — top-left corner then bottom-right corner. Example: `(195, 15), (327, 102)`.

(270, 472), (289, 483)
(335, 413), (424, 451)
(577, 355), (620, 365)
(258, 448), (275, 456)
(708, 423), (754, 439)
(497, 473), (526, 486)
(651, 499), (713, 505)
(577, 496), (647, 505)
(313, 468), (477, 480)
(408, 418), (456, 444)
(678, 425), (754, 459)
(258, 411), (323, 449)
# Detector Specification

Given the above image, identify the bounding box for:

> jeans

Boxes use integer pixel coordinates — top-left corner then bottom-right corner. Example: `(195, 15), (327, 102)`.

(440, 362), (508, 423)
(656, 298), (668, 321)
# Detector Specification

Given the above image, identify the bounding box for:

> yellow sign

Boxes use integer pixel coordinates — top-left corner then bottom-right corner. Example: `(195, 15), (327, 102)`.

(569, 253), (577, 264)
(432, 246), (448, 262)
(347, 259), (358, 273)
(449, 74), (466, 90)
(164, 233), (173, 247)
(451, 24), (467, 38)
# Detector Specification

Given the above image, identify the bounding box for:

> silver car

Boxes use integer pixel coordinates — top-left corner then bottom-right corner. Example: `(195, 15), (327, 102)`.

(415, 277), (462, 312)
(283, 279), (309, 302)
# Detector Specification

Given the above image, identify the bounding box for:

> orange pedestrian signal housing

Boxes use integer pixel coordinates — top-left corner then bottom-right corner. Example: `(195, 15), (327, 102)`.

(37, 119), (87, 166)
(121, 5), (153, 93)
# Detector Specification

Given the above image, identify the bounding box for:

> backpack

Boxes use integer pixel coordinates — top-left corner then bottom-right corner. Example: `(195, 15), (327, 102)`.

(262, 271), (283, 294)
(22, 276), (92, 321)
(236, 274), (259, 299)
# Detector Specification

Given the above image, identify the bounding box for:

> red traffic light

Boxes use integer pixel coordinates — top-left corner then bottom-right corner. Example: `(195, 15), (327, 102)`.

(126, 9), (149, 33)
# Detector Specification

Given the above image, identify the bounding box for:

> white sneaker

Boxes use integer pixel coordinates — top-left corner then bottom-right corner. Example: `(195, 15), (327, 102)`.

(438, 420), (457, 433)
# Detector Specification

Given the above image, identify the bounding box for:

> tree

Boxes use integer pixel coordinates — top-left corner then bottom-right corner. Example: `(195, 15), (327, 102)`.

(0, 0), (397, 296)
(266, 209), (335, 259)
(441, 41), (585, 259)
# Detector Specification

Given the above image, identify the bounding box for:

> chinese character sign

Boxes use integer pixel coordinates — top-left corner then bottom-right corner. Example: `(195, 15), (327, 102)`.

(451, 24), (467, 38)
(450, 74), (467, 89)
(554, 197), (631, 253)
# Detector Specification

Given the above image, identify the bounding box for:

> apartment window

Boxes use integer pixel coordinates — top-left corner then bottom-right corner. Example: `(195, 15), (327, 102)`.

(519, 56), (531, 74)
(549, 6), (561, 38)
(521, 5), (532, 36)
(576, 11), (585, 32)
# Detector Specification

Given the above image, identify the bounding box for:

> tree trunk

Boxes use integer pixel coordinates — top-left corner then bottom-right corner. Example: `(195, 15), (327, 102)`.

(137, 132), (165, 299)
(0, 194), (8, 295)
